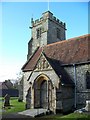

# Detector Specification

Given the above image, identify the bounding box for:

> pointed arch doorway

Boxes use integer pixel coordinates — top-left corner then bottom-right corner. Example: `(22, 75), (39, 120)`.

(33, 74), (53, 109)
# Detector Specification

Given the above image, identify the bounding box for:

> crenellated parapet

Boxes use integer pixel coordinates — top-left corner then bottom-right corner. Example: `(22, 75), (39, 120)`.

(31, 11), (66, 29)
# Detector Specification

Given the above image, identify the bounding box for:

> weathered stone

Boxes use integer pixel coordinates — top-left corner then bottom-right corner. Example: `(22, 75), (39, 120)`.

(20, 11), (90, 114)
(64, 64), (90, 107)
(27, 11), (66, 58)
(4, 94), (10, 107)
(85, 100), (90, 111)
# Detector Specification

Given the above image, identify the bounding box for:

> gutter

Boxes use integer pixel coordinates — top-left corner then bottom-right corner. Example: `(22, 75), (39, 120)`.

(61, 61), (90, 67)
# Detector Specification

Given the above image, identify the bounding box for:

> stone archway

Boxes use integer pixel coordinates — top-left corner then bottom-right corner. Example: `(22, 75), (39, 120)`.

(33, 74), (53, 110)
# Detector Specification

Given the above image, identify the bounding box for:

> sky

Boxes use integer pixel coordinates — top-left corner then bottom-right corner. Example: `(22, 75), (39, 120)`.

(0, 1), (89, 82)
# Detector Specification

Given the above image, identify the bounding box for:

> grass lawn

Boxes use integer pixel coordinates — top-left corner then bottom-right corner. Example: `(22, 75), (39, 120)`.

(0, 97), (26, 114)
(0, 97), (90, 119)
(41, 113), (90, 120)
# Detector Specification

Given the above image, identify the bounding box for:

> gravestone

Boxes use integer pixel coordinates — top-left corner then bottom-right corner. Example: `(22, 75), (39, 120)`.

(4, 94), (10, 107)
(85, 100), (90, 111)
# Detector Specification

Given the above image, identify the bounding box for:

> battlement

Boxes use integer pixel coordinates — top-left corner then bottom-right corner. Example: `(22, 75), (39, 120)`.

(31, 11), (66, 29)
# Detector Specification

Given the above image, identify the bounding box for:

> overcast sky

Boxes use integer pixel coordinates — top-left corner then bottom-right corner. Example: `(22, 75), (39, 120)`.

(0, 1), (89, 82)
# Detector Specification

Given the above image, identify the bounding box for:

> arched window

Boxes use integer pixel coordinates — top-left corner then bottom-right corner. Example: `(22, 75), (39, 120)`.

(57, 28), (61, 39)
(37, 28), (41, 39)
(86, 71), (90, 89)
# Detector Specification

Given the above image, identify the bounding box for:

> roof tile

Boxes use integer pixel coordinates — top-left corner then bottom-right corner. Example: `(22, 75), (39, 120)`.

(22, 47), (42, 71)
(22, 34), (90, 71)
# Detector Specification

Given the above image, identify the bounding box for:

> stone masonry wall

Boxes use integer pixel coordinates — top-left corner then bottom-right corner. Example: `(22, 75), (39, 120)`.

(29, 69), (60, 88)
(23, 71), (31, 102)
(47, 19), (66, 44)
(23, 68), (59, 111)
(56, 86), (74, 112)
(31, 19), (48, 54)
(27, 11), (66, 59)
(61, 86), (74, 112)
(64, 63), (90, 108)
(23, 63), (90, 110)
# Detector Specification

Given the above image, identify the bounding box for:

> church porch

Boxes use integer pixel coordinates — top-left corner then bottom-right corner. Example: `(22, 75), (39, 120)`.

(26, 74), (57, 114)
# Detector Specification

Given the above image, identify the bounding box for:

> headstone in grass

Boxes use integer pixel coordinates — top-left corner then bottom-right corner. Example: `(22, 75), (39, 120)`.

(85, 100), (90, 111)
(4, 94), (10, 108)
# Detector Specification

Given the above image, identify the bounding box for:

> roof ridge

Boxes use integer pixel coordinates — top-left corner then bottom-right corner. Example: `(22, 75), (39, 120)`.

(45, 34), (90, 47)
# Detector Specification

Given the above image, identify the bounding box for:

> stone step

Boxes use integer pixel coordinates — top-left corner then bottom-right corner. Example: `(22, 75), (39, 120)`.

(18, 108), (48, 117)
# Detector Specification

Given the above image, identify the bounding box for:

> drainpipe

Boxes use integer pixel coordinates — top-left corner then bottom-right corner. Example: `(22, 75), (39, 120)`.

(73, 64), (77, 109)
(47, 80), (49, 110)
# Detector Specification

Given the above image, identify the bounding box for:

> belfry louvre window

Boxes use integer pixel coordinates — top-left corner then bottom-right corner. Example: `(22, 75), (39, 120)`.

(86, 71), (90, 89)
(37, 28), (41, 39)
(57, 28), (61, 39)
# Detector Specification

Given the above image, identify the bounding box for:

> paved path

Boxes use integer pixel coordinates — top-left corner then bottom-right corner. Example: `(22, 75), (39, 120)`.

(1, 109), (48, 119)
(0, 113), (32, 120)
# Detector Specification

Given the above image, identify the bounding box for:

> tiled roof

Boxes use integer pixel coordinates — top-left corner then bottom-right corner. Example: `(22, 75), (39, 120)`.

(22, 47), (42, 71)
(44, 34), (90, 64)
(22, 34), (90, 72)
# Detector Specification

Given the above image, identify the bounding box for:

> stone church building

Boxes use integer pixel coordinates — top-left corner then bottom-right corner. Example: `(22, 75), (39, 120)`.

(20, 11), (90, 113)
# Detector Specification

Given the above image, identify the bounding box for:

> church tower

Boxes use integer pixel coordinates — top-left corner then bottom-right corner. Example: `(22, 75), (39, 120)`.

(27, 11), (66, 59)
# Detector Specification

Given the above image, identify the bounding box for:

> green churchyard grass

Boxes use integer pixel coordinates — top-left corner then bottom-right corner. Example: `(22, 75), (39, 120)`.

(0, 97), (90, 119)
(61, 112), (89, 119)
(0, 97), (26, 114)
(41, 113), (90, 119)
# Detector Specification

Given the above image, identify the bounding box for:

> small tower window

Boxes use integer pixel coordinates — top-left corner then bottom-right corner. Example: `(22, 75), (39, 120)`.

(37, 28), (41, 39)
(57, 28), (61, 39)
(86, 71), (90, 89)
